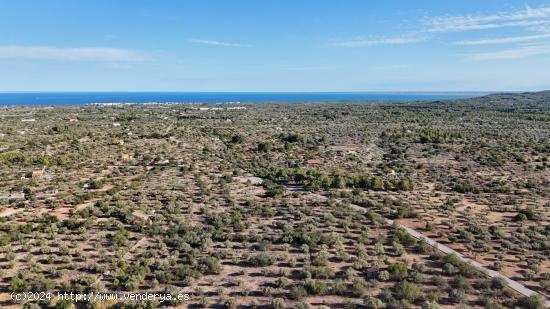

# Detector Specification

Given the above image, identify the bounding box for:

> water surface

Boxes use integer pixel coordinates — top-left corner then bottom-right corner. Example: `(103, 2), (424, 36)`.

(0, 92), (488, 105)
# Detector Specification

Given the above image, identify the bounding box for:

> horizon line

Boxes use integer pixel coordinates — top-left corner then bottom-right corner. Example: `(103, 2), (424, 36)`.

(0, 90), (526, 94)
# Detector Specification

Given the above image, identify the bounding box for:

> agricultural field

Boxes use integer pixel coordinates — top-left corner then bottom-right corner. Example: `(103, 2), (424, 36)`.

(1, 92), (550, 308)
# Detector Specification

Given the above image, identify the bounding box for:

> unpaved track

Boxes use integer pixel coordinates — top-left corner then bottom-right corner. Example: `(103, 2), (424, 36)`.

(0, 208), (22, 217)
(285, 185), (550, 307)
(123, 237), (147, 259)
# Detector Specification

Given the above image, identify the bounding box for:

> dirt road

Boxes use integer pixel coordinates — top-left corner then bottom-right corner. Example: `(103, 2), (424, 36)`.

(286, 185), (550, 307)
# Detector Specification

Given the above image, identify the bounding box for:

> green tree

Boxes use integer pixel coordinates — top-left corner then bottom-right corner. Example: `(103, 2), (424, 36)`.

(519, 294), (545, 309)
(394, 281), (423, 303)
(389, 261), (409, 280)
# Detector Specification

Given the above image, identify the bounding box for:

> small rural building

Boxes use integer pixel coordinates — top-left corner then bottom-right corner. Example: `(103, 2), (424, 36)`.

(8, 192), (25, 200)
(32, 167), (46, 179)
(306, 159), (321, 166)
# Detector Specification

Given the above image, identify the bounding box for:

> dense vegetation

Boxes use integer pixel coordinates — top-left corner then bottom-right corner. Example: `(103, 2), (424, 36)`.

(1, 91), (549, 308)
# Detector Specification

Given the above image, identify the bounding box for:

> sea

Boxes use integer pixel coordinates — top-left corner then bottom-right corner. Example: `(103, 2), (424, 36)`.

(0, 92), (488, 106)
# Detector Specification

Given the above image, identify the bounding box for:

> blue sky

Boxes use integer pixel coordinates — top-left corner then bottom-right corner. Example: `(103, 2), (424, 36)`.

(1, 0), (550, 91)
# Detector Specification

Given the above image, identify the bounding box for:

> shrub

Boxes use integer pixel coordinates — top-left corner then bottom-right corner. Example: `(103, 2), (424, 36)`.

(389, 261), (409, 280)
(393, 241), (405, 256)
(519, 294), (545, 309)
(290, 286), (308, 300)
(514, 213), (528, 222)
(264, 180), (286, 198)
(198, 256), (222, 275)
(378, 270), (390, 281)
(490, 277), (507, 290)
(248, 253), (275, 267)
(332, 279), (347, 295)
(364, 296), (385, 309)
(343, 299), (356, 309)
(289, 258), (297, 267)
(449, 288), (466, 304)
(394, 280), (423, 302)
(303, 278), (327, 295)
(9, 276), (27, 292)
(452, 276), (472, 291)
(224, 298), (237, 309)
(62, 276), (98, 294)
(258, 141), (272, 152)
(55, 299), (74, 309)
(493, 261), (503, 271)
(271, 298), (286, 309)
(514, 208), (537, 222)
(352, 277), (368, 297)
(277, 277), (289, 288)
(415, 239), (431, 254)
(295, 303), (310, 309)
(481, 298), (506, 309)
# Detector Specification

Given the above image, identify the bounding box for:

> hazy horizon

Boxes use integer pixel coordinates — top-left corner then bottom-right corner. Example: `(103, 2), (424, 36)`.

(0, 90), (498, 94)
(0, 91), (490, 105)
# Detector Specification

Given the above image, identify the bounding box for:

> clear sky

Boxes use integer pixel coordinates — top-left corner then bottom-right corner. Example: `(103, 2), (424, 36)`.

(1, 0), (550, 92)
